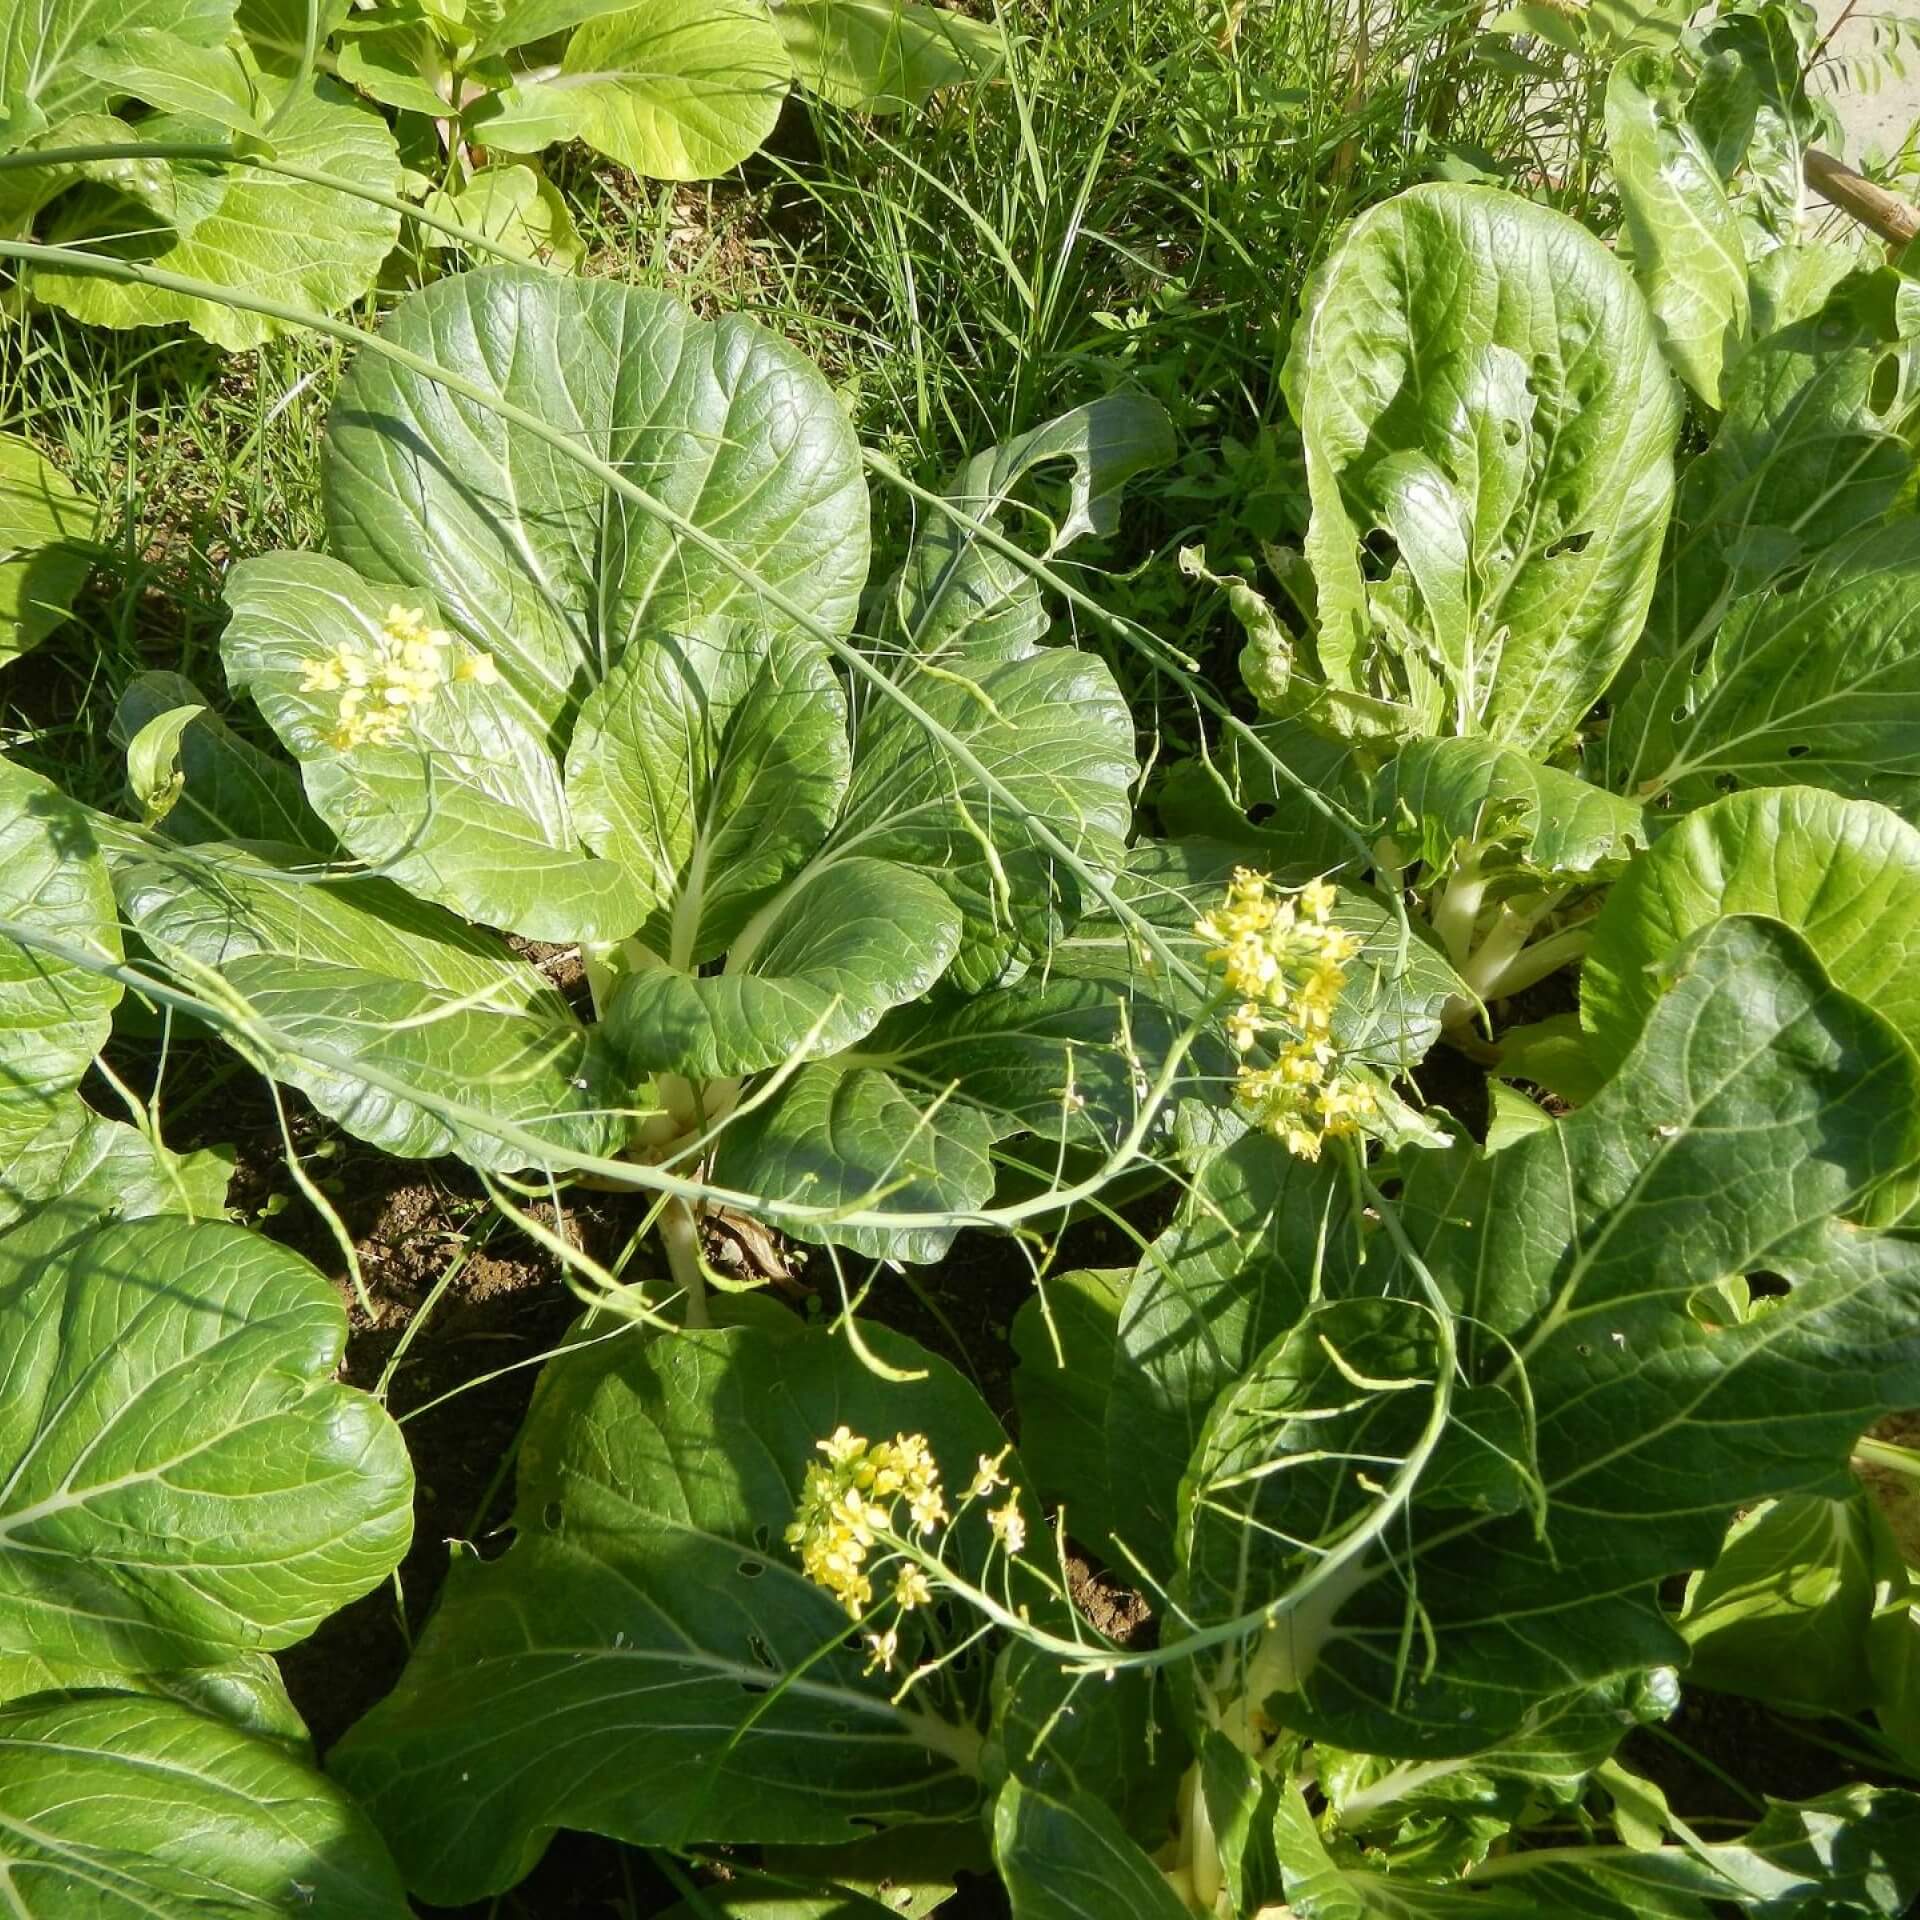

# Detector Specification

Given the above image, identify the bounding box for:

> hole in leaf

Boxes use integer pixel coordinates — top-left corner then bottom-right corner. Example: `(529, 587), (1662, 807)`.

(1248, 802), (1276, 827)
(1544, 530), (1592, 560)
(542, 1501), (564, 1531)
(1501, 420), (1523, 448)
(1870, 350), (1901, 419)
(738, 1558), (765, 1579)
(1787, 744), (1810, 760)
(752, 1523), (771, 1551)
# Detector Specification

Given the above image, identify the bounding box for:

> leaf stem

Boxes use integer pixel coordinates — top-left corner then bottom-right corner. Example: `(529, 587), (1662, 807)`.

(660, 1196), (709, 1330)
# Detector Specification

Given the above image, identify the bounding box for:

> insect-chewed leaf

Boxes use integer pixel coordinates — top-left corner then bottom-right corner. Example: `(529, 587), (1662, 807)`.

(1201, 917), (1920, 1756)
(1285, 183), (1680, 752)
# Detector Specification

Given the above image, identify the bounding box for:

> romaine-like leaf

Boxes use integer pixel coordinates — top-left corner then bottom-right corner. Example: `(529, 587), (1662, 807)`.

(1374, 736), (1647, 882)
(31, 77), (402, 349)
(711, 1055), (995, 1262)
(1213, 917), (1920, 1754)
(1283, 183), (1680, 751)
(328, 1317), (1003, 1906)
(0, 1215), (413, 1675)
(472, 0), (790, 181)
(323, 265), (869, 735)
(1583, 788), (1920, 1073)
(0, 756), (122, 1159)
(0, 432), (94, 666)
(0, 1694), (411, 1915)
(1606, 50), (1749, 407)
(220, 551), (647, 941)
(775, 0), (1002, 112)
(1604, 517), (1920, 814)
(114, 838), (628, 1167)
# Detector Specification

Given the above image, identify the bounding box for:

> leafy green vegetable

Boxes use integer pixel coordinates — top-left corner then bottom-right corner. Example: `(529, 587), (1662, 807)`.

(0, 432), (95, 666)
(329, 1316), (1007, 1905)
(0, 1214), (413, 1676)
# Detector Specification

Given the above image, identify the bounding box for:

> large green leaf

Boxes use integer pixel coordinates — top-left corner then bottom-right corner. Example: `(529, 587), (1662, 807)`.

(604, 856), (960, 1079)
(0, 756), (122, 1160)
(564, 621), (851, 962)
(0, 0), (233, 138)
(221, 551), (648, 942)
(1600, 271), (1918, 794)
(0, 1215), (413, 1674)
(0, 432), (94, 666)
(114, 839), (629, 1167)
(1283, 183), (1680, 751)
(1202, 917), (1920, 1754)
(328, 1317), (1003, 1906)
(832, 645), (1136, 990)
(473, 0), (790, 180)
(710, 1055), (996, 1262)
(0, 1694), (410, 1916)
(777, 0), (999, 111)
(32, 77), (402, 350)
(1606, 50), (1749, 407)
(1583, 788), (1920, 1075)
(323, 265), (869, 736)
(1604, 516), (1920, 814)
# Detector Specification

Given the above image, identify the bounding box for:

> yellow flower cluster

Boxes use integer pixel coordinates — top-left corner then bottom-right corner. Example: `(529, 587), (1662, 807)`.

(1196, 870), (1379, 1161)
(786, 1427), (949, 1619)
(300, 603), (498, 749)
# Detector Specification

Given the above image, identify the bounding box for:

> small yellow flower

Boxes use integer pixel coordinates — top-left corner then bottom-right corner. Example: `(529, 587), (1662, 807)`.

(967, 1448), (1011, 1501)
(988, 1498), (1026, 1555)
(894, 1566), (932, 1611)
(863, 1626), (899, 1674)
(790, 1429), (948, 1612)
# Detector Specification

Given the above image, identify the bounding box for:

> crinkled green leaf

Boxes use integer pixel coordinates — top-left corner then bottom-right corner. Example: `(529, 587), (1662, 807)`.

(32, 77), (400, 349)
(0, 1693), (410, 1916)
(474, 0), (790, 180)
(324, 265), (869, 736)
(565, 623), (851, 962)
(1584, 788), (1920, 1078)
(710, 1055), (996, 1262)
(77, 27), (264, 133)
(0, 757), (122, 1160)
(113, 838), (627, 1168)
(1374, 736), (1648, 882)
(1228, 918), (1920, 1754)
(0, 432), (95, 666)
(1604, 518), (1920, 814)
(775, 0), (1001, 112)
(329, 1318), (1002, 1906)
(1283, 183), (1680, 751)
(1606, 50), (1749, 407)
(113, 671), (329, 849)
(221, 551), (647, 942)
(1008, 1267), (1128, 1553)
(0, 1215), (413, 1675)
(605, 856), (960, 1079)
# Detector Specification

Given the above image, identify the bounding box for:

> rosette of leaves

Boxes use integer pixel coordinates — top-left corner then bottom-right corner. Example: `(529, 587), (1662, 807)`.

(988, 911), (1920, 1914)
(115, 265), (1201, 1261)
